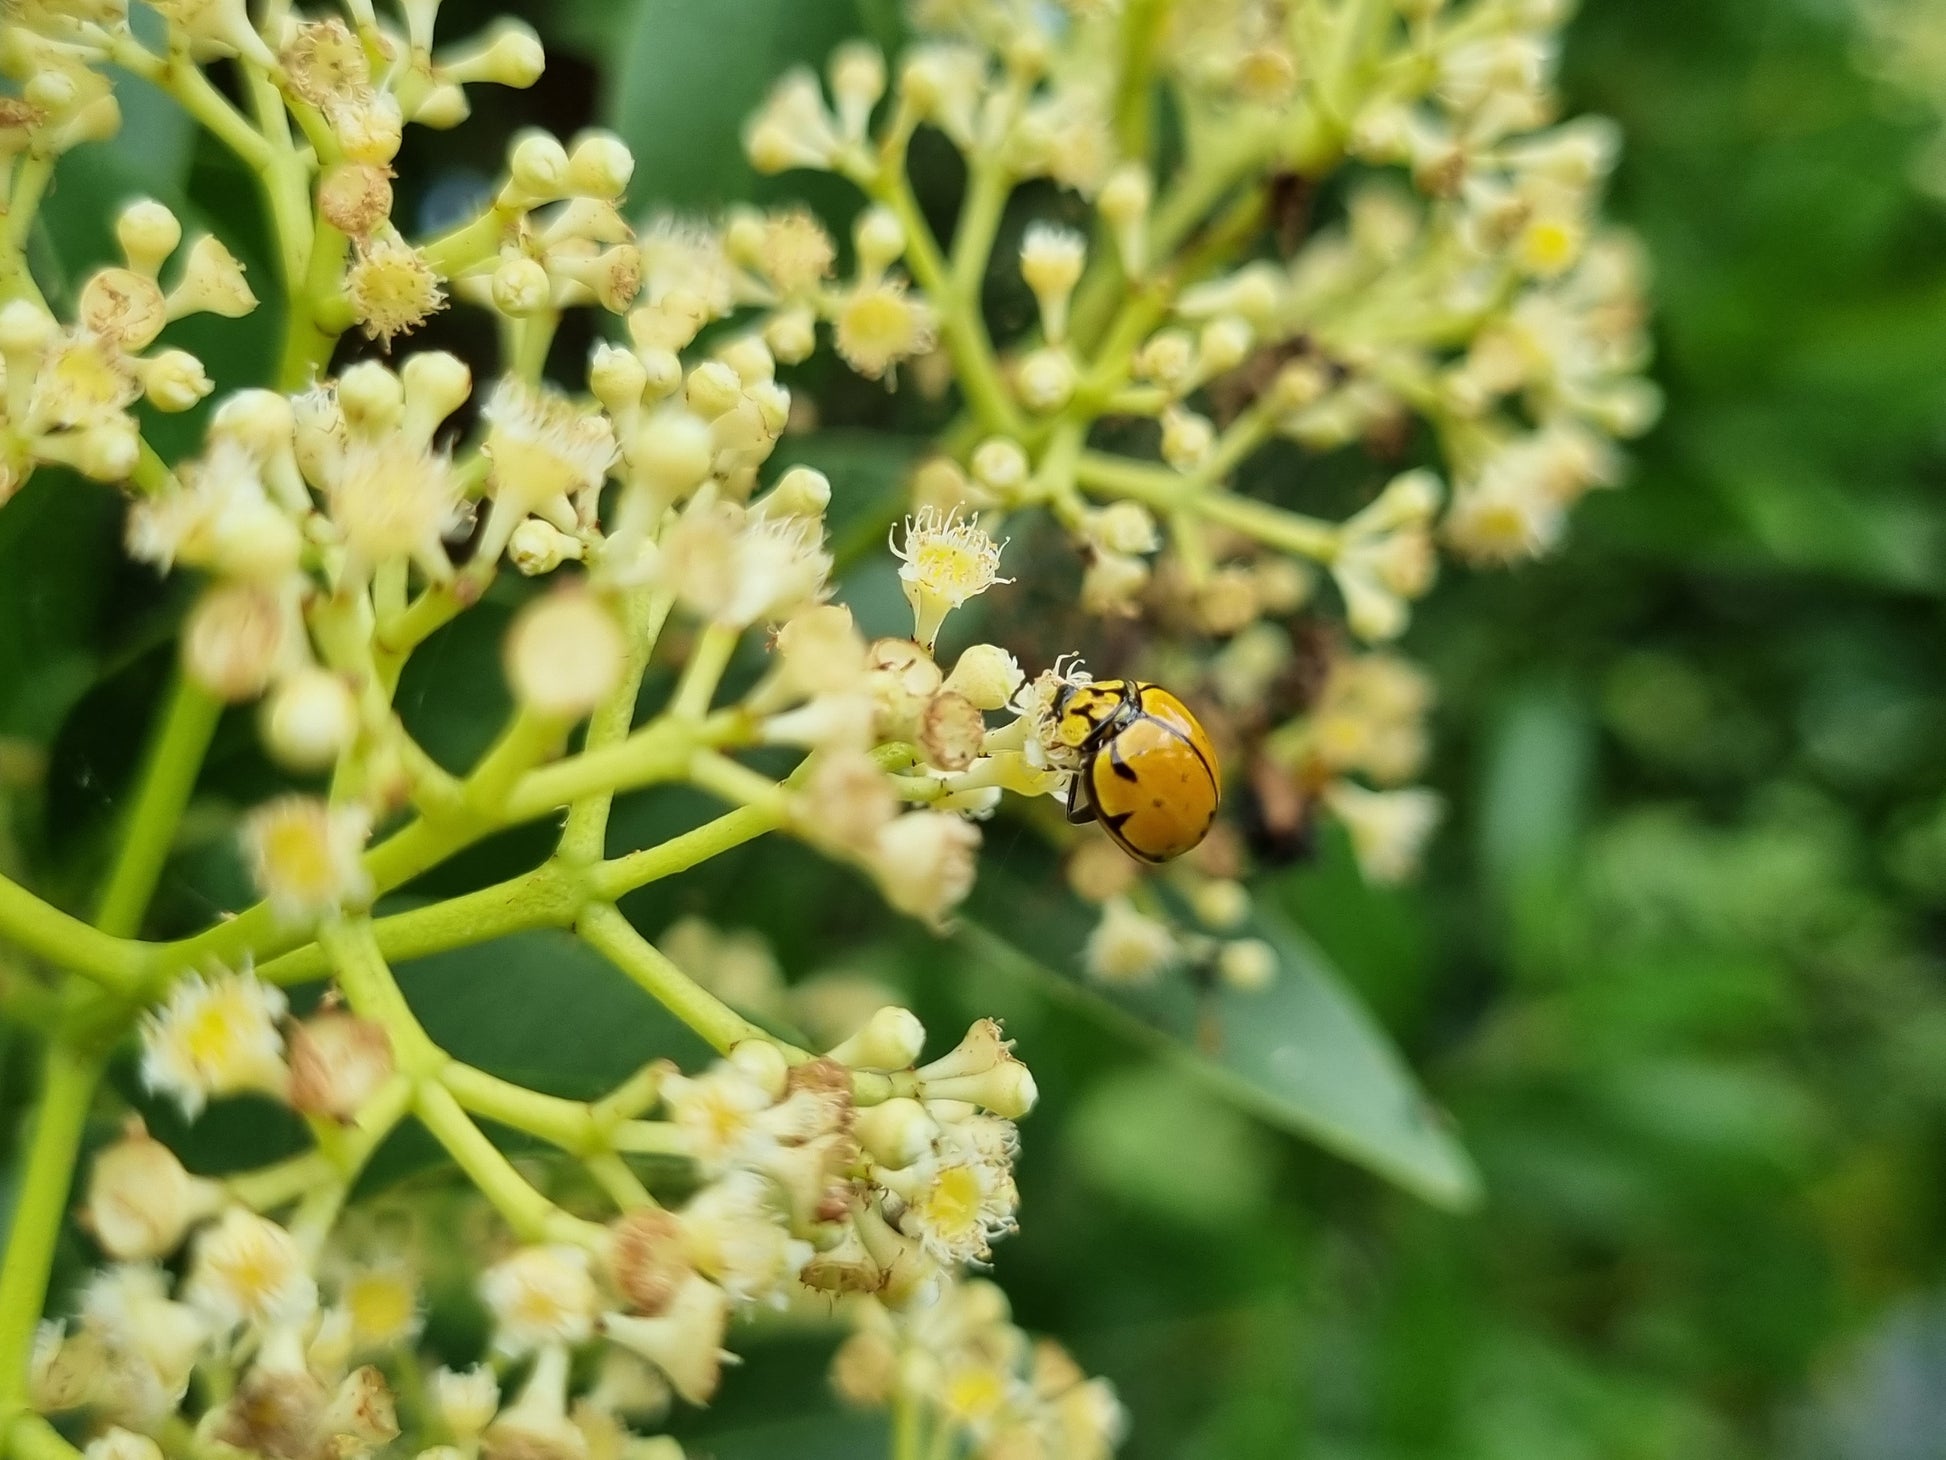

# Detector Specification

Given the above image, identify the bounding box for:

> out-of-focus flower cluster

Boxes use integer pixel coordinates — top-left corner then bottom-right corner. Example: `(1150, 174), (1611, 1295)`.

(735, 0), (1654, 975)
(0, 1), (1652, 1456)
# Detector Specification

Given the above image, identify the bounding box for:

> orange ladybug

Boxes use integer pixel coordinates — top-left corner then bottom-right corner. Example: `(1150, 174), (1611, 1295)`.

(1055, 678), (1221, 863)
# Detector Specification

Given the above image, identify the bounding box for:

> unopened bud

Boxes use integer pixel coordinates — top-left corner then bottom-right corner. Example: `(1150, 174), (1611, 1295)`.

(183, 583), (288, 702)
(288, 1012), (395, 1121)
(504, 589), (626, 721)
(567, 130), (635, 199)
(920, 690), (984, 771)
(82, 1126), (224, 1261)
(854, 1097), (936, 1169)
(262, 667), (359, 772)
(826, 1006), (926, 1071)
(508, 130), (571, 202)
(318, 163), (395, 237)
(969, 437), (1029, 499)
(492, 256), (552, 316)
(116, 200), (182, 277)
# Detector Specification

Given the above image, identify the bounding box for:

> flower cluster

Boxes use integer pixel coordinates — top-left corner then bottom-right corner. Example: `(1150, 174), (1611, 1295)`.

(0, 1), (1652, 1456)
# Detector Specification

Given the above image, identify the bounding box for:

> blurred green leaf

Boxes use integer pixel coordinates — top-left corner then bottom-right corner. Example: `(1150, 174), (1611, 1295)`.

(0, 474), (124, 745)
(961, 864), (1481, 1210)
(608, 0), (866, 210)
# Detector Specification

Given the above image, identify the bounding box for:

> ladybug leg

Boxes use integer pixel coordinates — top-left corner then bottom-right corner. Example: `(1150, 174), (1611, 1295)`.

(1065, 767), (1099, 825)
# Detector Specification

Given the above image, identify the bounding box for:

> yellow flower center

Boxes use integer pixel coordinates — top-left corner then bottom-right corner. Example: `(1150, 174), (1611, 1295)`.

(919, 1164), (984, 1239)
(347, 1271), (415, 1344)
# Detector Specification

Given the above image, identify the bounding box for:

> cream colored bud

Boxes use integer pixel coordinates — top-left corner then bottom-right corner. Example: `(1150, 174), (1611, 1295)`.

(1160, 407), (1214, 471)
(827, 1005), (926, 1071)
(183, 583), (288, 702)
(629, 409), (714, 500)
(400, 351), (473, 442)
(505, 589), (626, 721)
(79, 267), (167, 349)
(922, 1058), (1037, 1118)
(1217, 938), (1277, 991)
(855, 1098), (937, 1170)
(712, 338), (772, 392)
(508, 130), (571, 202)
(1020, 222), (1085, 341)
(872, 811), (980, 929)
(339, 360), (405, 433)
(589, 343), (648, 417)
(441, 18), (546, 89)
(941, 643), (1022, 711)
(318, 164), (394, 237)
(85, 1430), (163, 1460)
(754, 464), (829, 519)
(567, 130), (634, 198)
(288, 1011), (394, 1121)
(853, 206), (905, 276)
(1066, 838), (1140, 904)
(262, 668), (359, 772)
(920, 690), (985, 771)
(82, 1126), (224, 1261)
(508, 518), (585, 576)
(1190, 878), (1250, 929)
(1099, 163), (1153, 274)
(1270, 359), (1330, 413)
(212, 389), (295, 455)
(1199, 316), (1254, 375)
(168, 236), (257, 318)
(1015, 347), (1076, 414)
(726, 1039), (790, 1101)
(759, 306), (815, 364)
(1133, 328), (1195, 387)
(684, 360), (742, 419)
(969, 437), (1029, 499)
(117, 200), (182, 277)
(1082, 552), (1150, 617)
(336, 94), (405, 163)
(492, 256), (552, 316)
(142, 350), (213, 412)
(431, 1366), (500, 1442)
(0, 300), (56, 357)
(829, 40), (886, 139)
(637, 346), (683, 399)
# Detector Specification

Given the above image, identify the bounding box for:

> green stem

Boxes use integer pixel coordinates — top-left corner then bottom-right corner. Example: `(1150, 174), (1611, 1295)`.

(577, 904), (770, 1056)
(93, 675), (222, 939)
(0, 1043), (101, 1407)
(559, 591), (671, 865)
(440, 1063), (603, 1154)
(1072, 451), (1339, 559)
(0, 875), (149, 993)
(669, 623), (740, 722)
(7, 1415), (81, 1460)
(411, 1080), (596, 1245)
(591, 801), (784, 902)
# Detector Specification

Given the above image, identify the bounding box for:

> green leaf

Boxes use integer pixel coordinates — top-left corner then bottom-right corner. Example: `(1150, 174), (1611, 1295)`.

(0, 473), (124, 745)
(959, 864), (1482, 1210)
(399, 923), (716, 1098)
(606, 0), (866, 211)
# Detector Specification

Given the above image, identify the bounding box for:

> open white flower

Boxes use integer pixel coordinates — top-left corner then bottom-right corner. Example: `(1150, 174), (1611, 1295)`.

(139, 967), (289, 1118)
(891, 507), (1011, 650)
(479, 1245), (599, 1356)
(183, 1208), (318, 1333)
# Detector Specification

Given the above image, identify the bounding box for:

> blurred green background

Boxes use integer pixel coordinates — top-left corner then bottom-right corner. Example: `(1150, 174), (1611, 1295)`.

(8, 0), (1946, 1456)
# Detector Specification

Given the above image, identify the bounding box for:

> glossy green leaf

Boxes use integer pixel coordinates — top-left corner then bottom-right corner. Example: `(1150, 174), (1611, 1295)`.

(959, 864), (1482, 1210)
(607, 0), (866, 211)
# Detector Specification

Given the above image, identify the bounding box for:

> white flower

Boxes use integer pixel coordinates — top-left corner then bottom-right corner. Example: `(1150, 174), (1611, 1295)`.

(679, 1171), (812, 1307)
(1083, 896), (1179, 986)
(886, 1116), (1020, 1266)
(326, 435), (465, 584)
(242, 796), (373, 925)
(183, 1208), (319, 1333)
(78, 1265), (210, 1408)
(890, 507), (1011, 650)
(479, 1245), (599, 1355)
(871, 811), (982, 928)
(478, 377), (617, 557)
(1324, 781), (1443, 885)
(833, 277), (938, 381)
(743, 67), (845, 173)
(430, 1364), (501, 1440)
(139, 967), (289, 1118)
(598, 1276), (732, 1406)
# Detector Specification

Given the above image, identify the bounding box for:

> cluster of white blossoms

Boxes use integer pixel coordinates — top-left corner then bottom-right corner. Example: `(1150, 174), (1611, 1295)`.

(733, 0), (1656, 914)
(32, 960), (1057, 1460)
(0, 1), (1656, 1456)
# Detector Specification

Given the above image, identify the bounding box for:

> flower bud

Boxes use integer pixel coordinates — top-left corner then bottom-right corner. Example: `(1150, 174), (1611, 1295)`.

(168, 236), (257, 319)
(727, 1038), (790, 1100)
(853, 206), (905, 277)
(1190, 878), (1250, 929)
(81, 1125), (224, 1261)
(855, 1098), (937, 1170)
(1160, 407), (1214, 471)
(1217, 938), (1278, 991)
(753, 464), (830, 521)
(827, 1006), (926, 1071)
(183, 583), (289, 702)
(492, 256), (552, 316)
(508, 130), (572, 203)
(1015, 347), (1075, 414)
(562, 129), (633, 199)
(441, 18), (546, 89)
(116, 201), (182, 277)
(288, 1011), (394, 1121)
(872, 812), (980, 929)
(763, 305), (817, 364)
(629, 408), (714, 502)
(1199, 316), (1254, 375)
(508, 518), (585, 576)
(683, 359), (742, 420)
(431, 1365), (500, 1441)
(262, 668), (359, 772)
(969, 436), (1029, 500)
(339, 359), (405, 434)
(1020, 222), (1085, 341)
(504, 588), (626, 721)
(598, 1277), (731, 1406)
(85, 1430), (163, 1460)
(829, 40), (886, 140)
